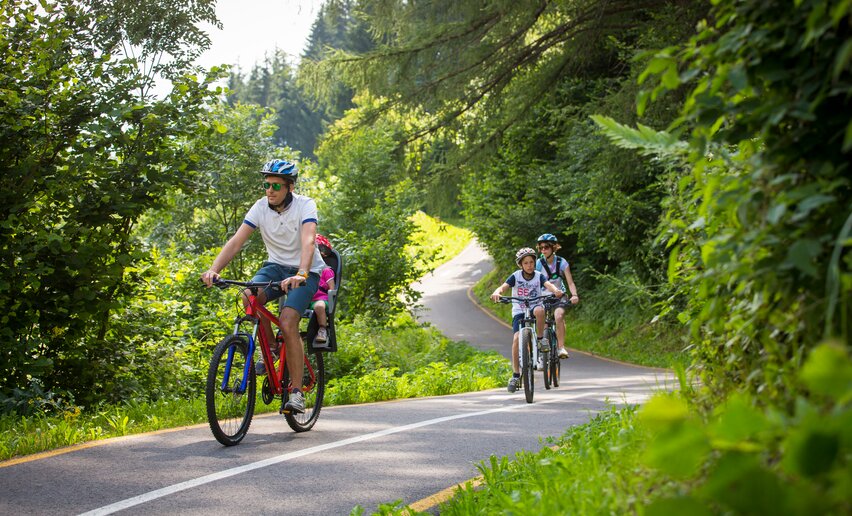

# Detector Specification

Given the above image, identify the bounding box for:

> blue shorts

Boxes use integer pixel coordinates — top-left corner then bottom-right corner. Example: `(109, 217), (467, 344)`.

(512, 313), (525, 333)
(252, 262), (319, 314)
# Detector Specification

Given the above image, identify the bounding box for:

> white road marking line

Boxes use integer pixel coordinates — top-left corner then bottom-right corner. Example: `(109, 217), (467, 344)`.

(78, 397), (569, 516)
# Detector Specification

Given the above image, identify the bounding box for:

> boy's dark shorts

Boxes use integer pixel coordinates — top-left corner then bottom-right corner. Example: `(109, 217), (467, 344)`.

(512, 313), (525, 333)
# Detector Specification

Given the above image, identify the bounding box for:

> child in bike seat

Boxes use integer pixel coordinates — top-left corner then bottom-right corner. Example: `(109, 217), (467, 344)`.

(490, 247), (564, 393)
(311, 234), (336, 344)
(535, 233), (579, 359)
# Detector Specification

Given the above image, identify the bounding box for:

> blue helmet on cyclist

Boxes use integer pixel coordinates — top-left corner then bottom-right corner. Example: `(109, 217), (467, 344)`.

(261, 159), (298, 182)
(515, 247), (537, 266)
(536, 233), (558, 244)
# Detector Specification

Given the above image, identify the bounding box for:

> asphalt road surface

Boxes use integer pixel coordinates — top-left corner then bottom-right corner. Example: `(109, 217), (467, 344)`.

(0, 241), (672, 515)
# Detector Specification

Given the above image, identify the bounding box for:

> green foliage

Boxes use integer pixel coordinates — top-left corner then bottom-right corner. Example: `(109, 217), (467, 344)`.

(137, 102), (293, 278)
(323, 313), (509, 405)
(406, 211), (472, 272)
(227, 50), (322, 158)
(0, 0), (225, 408)
(316, 98), (427, 324)
(640, 342), (852, 515)
(597, 0), (852, 404)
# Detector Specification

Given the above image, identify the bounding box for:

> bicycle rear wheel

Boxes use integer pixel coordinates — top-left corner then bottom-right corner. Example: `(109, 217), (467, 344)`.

(283, 344), (325, 432)
(542, 329), (554, 390)
(550, 340), (561, 387)
(520, 328), (534, 403)
(206, 335), (256, 446)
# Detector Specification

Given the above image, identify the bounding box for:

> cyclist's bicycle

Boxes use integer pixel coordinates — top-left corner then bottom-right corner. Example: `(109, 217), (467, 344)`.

(541, 295), (572, 389)
(497, 295), (543, 403)
(205, 280), (325, 446)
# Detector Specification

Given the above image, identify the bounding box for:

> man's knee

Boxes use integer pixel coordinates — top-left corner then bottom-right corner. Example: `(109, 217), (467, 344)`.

(280, 306), (300, 326)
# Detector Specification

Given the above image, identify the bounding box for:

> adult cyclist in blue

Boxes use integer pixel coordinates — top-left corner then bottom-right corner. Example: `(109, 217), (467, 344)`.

(200, 159), (327, 414)
(535, 233), (579, 360)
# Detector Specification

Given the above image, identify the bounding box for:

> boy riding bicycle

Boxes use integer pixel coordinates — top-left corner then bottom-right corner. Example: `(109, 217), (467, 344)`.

(535, 233), (579, 359)
(200, 159), (327, 414)
(490, 247), (565, 393)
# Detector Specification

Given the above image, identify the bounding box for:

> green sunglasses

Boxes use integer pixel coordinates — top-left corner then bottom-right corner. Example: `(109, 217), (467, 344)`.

(262, 181), (287, 191)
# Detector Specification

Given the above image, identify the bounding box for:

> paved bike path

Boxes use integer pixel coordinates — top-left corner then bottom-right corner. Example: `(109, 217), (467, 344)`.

(412, 239), (508, 357)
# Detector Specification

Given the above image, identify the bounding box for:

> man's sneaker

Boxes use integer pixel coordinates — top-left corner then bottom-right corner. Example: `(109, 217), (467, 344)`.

(284, 389), (305, 413)
(315, 326), (328, 344)
(507, 376), (520, 393)
(558, 347), (570, 359)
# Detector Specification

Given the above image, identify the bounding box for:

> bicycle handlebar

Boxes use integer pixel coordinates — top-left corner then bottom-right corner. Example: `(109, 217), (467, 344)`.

(497, 294), (572, 307)
(211, 279), (280, 290)
(497, 295), (544, 304)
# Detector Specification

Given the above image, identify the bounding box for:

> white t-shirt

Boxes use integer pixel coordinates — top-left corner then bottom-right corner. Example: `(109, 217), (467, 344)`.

(243, 195), (326, 274)
(536, 255), (569, 292)
(505, 270), (548, 316)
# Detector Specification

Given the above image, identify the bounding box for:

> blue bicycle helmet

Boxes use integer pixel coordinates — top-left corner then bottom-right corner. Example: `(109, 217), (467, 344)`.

(261, 159), (298, 181)
(536, 233), (558, 244)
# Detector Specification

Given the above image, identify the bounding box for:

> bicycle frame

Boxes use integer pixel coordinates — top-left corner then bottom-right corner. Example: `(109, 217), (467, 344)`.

(498, 295), (542, 367)
(222, 283), (317, 398)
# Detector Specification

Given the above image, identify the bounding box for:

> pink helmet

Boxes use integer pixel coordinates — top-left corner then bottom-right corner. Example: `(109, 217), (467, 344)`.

(316, 234), (332, 251)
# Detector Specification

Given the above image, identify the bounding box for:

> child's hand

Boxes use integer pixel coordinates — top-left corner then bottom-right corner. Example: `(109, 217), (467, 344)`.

(490, 291), (501, 302)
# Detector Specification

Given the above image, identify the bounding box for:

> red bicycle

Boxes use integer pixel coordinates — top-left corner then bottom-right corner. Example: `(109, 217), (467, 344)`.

(205, 280), (325, 445)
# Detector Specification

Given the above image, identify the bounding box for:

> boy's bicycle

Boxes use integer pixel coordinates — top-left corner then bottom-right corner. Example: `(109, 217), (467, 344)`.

(498, 295), (543, 403)
(205, 279), (325, 446)
(540, 295), (571, 390)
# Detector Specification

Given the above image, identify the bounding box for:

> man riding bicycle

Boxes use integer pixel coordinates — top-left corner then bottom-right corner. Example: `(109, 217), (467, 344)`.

(535, 233), (579, 359)
(200, 159), (327, 413)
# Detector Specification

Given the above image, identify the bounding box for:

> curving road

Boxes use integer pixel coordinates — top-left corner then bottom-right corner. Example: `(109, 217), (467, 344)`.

(0, 241), (672, 515)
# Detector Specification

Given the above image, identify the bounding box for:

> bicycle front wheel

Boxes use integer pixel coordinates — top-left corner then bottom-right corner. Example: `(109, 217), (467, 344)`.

(283, 345), (325, 432)
(206, 335), (256, 446)
(520, 328), (534, 403)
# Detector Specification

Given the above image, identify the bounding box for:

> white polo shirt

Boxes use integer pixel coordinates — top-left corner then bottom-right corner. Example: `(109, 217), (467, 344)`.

(243, 194), (326, 274)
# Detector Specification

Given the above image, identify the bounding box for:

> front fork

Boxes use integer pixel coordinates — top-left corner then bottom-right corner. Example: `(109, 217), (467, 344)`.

(519, 328), (539, 367)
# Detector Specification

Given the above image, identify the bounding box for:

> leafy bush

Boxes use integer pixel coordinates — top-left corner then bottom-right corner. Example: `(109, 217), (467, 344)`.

(595, 0), (852, 405)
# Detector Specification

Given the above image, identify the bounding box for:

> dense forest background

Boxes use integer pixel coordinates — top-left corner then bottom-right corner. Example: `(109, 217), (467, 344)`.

(1, 1), (850, 499)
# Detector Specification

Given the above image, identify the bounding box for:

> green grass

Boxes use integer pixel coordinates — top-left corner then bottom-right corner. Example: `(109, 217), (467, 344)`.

(472, 266), (686, 370)
(408, 210), (473, 273)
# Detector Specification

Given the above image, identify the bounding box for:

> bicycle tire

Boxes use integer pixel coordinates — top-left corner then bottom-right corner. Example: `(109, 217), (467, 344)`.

(542, 329), (554, 390)
(520, 328), (534, 403)
(206, 335), (256, 446)
(551, 340), (561, 387)
(283, 345), (325, 432)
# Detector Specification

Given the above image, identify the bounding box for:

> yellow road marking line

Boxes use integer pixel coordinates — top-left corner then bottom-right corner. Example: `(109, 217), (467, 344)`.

(0, 423), (209, 468)
(407, 475), (483, 512)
